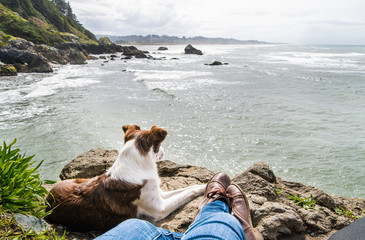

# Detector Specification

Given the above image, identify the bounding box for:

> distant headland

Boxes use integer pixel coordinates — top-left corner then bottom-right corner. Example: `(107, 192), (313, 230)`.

(96, 34), (270, 45)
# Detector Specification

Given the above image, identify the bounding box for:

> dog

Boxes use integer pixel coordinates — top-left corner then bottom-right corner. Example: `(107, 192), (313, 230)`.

(45, 125), (205, 232)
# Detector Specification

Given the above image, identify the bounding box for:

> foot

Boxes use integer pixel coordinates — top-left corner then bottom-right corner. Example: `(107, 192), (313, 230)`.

(226, 184), (263, 240)
(198, 172), (231, 212)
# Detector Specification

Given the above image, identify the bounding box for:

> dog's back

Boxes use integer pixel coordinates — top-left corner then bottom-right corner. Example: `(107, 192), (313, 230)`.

(46, 173), (143, 231)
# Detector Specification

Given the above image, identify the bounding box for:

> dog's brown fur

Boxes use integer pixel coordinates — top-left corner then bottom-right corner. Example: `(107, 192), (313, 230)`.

(45, 173), (143, 232)
(45, 125), (167, 232)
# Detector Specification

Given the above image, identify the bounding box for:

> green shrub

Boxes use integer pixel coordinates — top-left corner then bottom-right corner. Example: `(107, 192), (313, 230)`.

(0, 139), (49, 218)
(288, 194), (316, 210)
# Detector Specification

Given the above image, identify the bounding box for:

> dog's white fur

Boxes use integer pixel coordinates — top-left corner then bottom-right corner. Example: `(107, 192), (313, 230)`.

(107, 138), (206, 221)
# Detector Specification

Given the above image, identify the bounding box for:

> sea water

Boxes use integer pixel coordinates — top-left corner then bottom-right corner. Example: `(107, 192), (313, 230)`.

(0, 44), (364, 199)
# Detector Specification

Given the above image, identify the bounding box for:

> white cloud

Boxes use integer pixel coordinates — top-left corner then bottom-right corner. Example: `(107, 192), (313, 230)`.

(68, 0), (365, 44)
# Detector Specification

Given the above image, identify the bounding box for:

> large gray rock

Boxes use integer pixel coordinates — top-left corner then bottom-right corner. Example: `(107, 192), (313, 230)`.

(254, 202), (305, 240)
(184, 44), (203, 55)
(232, 162), (277, 201)
(14, 213), (50, 234)
(33, 44), (68, 65)
(54, 149), (365, 240)
(59, 148), (118, 180)
(0, 48), (52, 73)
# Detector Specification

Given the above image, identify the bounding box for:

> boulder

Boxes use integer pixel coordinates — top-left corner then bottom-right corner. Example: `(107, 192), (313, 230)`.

(0, 48), (52, 73)
(59, 148), (118, 180)
(14, 214), (50, 234)
(82, 43), (121, 54)
(33, 44), (67, 65)
(69, 51), (88, 64)
(158, 46), (168, 51)
(9, 39), (35, 50)
(0, 63), (17, 76)
(184, 44), (203, 55)
(121, 46), (149, 58)
(232, 162), (277, 201)
(54, 149), (365, 240)
(205, 61), (229, 66)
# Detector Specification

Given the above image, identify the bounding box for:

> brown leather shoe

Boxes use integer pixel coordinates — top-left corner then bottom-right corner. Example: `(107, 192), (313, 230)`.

(226, 184), (264, 240)
(198, 172), (231, 212)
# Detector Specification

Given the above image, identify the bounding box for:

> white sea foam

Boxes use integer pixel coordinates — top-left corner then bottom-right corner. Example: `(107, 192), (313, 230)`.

(26, 65), (100, 98)
(264, 51), (364, 70)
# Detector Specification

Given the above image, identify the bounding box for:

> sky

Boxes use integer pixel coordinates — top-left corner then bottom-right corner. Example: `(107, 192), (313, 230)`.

(67, 0), (365, 45)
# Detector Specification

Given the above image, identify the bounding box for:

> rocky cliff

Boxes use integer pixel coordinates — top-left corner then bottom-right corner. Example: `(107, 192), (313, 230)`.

(48, 148), (365, 240)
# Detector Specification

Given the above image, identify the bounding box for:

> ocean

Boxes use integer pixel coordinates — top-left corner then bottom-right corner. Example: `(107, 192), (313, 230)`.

(0, 44), (364, 199)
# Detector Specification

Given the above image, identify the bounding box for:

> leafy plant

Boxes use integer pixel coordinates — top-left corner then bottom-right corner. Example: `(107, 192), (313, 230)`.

(288, 194), (316, 209)
(275, 187), (282, 196)
(334, 206), (360, 220)
(0, 139), (49, 218)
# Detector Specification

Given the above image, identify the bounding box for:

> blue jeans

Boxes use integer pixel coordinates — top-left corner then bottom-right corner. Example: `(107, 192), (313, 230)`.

(95, 200), (245, 240)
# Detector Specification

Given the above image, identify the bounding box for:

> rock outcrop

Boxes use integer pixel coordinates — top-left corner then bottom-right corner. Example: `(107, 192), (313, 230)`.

(184, 44), (203, 55)
(0, 48), (53, 73)
(0, 39), (150, 75)
(53, 149), (365, 240)
(0, 63), (17, 76)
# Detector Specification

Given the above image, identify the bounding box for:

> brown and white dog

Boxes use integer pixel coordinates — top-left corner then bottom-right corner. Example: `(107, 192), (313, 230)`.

(45, 125), (205, 232)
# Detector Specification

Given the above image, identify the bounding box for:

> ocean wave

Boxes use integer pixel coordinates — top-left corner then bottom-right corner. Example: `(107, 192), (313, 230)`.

(131, 69), (213, 81)
(265, 51), (365, 69)
(25, 65), (101, 98)
(26, 77), (99, 98)
(152, 88), (177, 99)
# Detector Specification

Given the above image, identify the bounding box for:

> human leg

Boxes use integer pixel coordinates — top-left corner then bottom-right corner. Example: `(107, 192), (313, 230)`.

(95, 218), (183, 240)
(183, 200), (246, 240)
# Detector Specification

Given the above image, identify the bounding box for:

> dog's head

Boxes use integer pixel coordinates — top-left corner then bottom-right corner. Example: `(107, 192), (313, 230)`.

(122, 125), (167, 160)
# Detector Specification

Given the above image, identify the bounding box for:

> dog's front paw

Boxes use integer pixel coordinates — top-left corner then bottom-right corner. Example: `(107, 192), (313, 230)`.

(192, 184), (206, 196)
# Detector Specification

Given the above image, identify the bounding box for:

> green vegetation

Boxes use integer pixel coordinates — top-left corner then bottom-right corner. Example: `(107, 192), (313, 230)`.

(334, 206), (360, 220)
(288, 194), (316, 210)
(0, 0), (97, 46)
(0, 207), (65, 239)
(0, 139), (66, 239)
(0, 64), (17, 76)
(99, 37), (112, 45)
(275, 187), (282, 196)
(0, 30), (15, 46)
(0, 139), (49, 217)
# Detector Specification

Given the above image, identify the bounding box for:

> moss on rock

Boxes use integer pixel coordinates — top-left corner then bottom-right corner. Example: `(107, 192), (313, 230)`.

(0, 64), (17, 76)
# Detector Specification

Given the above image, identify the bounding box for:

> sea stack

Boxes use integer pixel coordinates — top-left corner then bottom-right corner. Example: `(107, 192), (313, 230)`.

(184, 44), (203, 55)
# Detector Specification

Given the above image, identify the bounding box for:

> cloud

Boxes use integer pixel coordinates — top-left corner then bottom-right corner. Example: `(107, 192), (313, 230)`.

(68, 0), (365, 44)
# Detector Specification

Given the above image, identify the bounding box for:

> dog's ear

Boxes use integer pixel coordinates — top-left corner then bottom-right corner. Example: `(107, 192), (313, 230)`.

(123, 125), (141, 143)
(150, 126), (167, 154)
(122, 125), (140, 133)
(122, 125), (129, 133)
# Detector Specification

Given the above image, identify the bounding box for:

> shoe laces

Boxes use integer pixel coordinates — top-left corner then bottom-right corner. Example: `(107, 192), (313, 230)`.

(207, 189), (233, 212)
